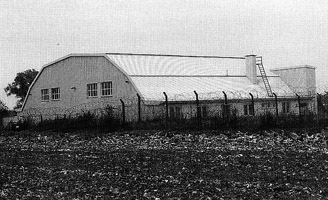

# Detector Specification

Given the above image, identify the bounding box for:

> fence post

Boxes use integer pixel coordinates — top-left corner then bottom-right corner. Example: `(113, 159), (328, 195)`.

(137, 93), (141, 122)
(273, 93), (278, 119)
(163, 92), (168, 128)
(296, 93), (301, 116)
(194, 90), (200, 118)
(317, 93), (321, 125)
(296, 93), (302, 124)
(222, 91), (228, 105)
(194, 90), (200, 129)
(222, 91), (229, 117)
(249, 93), (255, 116)
(120, 99), (125, 125)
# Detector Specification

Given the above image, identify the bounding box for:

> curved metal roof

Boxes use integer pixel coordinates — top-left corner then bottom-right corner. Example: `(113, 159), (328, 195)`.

(106, 53), (292, 100)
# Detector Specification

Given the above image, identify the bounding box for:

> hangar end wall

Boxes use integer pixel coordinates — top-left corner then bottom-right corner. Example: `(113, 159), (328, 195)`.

(23, 56), (138, 114)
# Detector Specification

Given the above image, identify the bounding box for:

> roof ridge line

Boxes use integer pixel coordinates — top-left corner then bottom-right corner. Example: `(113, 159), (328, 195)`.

(106, 53), (245, 59)
(130, 75), (247, 77)
(129, 75), (280, 77)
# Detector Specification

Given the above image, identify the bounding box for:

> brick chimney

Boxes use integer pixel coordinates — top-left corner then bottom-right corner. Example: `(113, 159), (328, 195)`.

(245, 55), (257, 84)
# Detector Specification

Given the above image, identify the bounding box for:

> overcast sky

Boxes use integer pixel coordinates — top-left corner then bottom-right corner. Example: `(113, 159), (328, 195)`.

(1, 0), (328, 109)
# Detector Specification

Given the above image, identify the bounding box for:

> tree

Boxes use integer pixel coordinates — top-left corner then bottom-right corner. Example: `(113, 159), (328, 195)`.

(4, 69), (38, 109)
(0, 100), (7, 109)
(0, 100), (8, 118)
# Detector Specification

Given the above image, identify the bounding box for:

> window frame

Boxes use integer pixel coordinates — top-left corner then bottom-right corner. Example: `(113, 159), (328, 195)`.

(244, 104), (248, 115)
(101, 81), (113, 97)
(249, 104), (254, 115)
(41, 89), (49, 101)
(169, 106), (183, 119)
(196, 106), (208, 118)
(87, 83), (98, 98)
(282, 102), (290, 113)
(282, 102), (286, 113)
(175, 106), (182, 119)
(51, 87), (60, 100)
(222, 104), (231, 116)
(202, 106), (207, 118)
(261, 102), (275, 110)
(300, 102), (308, 115)
(243, 104), (254, 116)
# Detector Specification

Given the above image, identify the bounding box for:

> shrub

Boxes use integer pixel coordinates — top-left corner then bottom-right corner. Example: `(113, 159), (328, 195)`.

(8, 107), (328, 133)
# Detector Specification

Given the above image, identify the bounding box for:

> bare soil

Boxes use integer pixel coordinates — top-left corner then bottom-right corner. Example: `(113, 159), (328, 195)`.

(0, 129), (328, 199)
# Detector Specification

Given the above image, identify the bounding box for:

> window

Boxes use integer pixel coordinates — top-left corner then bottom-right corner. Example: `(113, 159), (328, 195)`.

(51, 88), (60, 100)
(175, 106), (182, 119)
(87, 83), (98, 97)
(282, 102), (290, 113)
(202, 106), (207, 118)
(222, 104), (231, 116)
(300, 103), (308, 115)
(244, 104), (254, 116)
(244, 105), (248, 115)
(41, 89), (49, 101)
(261, 102), (275, 109)
(101, 81), (112, 96)
(170, 106), (182, 119)
(249, 104), (254, 115)
(196, 106), (207, 118)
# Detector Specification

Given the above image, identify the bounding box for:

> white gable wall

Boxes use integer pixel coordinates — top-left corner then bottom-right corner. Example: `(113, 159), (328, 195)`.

(23, 56), (138, 113)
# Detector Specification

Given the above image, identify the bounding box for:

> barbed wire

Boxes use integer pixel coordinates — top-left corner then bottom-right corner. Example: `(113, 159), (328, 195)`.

(16, 86), (321, 123)
(316, 85), (328, 94)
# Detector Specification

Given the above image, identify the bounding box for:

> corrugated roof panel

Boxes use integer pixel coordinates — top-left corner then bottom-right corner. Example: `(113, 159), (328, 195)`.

(105, 54), (290, 101)
(107, 54), (278, 76)
(130, 76), (294, 101)
(107, 54), (247, 76)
